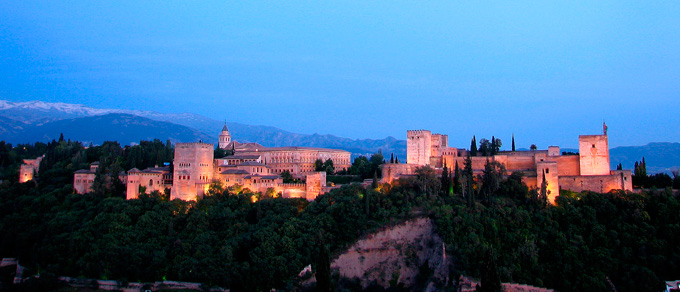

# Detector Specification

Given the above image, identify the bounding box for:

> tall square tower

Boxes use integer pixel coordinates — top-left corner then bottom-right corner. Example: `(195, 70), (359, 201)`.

(407, 130), (432, 166)
(578, 134), (610, 176)
(171, 142), (214, 201)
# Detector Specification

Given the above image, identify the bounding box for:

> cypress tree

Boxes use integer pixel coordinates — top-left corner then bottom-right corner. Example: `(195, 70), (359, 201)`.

(464, 154), (474, 207)
(390, 153), (394, 164)
(470, 136), (478, 156)
(479, 248), (502, 292)
(511, 134), (516, 152)
(454, 160), (461, 194)
(491, 136), (496, 155)
(441, 162), (450, 195)
(372, 170), (378, 189)
(316, 243), (333, 292)
(395, 156), (399, 164)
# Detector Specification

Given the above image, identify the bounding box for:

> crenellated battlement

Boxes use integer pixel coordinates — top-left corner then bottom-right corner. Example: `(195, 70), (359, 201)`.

(407, 129), (431, 135)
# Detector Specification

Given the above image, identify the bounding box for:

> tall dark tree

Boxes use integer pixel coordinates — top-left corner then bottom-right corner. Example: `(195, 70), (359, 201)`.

(371, 171), (378, 189)
(492, 137), (502, 155)
(390, 153), (394, 164)
(395, 156), (399, 164)
(323, 159), (335, 175)
(633, 157), (648, 188)
(480, 159), (506, 202)
(441, 162), (451, 195)
(315, 244), (333, 292)
(314, 159), (324, 172)
(511, 134), (516, 152)
(463, 154), (475, 206)
(453, 160), (461, 195)
(479, 248), (501, 292)
(470, 136), (478, 156)
(539, 170), (548, 206)
(479, 138), (491, 156)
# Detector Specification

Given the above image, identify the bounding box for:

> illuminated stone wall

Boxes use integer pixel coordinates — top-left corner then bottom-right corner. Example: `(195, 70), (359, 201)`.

(305, 172), (326, 200)
(559, 170), (632, 193)
(579, 134), (610, 176)
(407, 130), (432, 166)
(18, 156), (42, 183)
(537, 161), (560, 204)
(171, 143), (214, 201)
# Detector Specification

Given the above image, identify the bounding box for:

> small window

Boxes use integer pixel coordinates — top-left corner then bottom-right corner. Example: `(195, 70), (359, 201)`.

(592, 144), (596, 148)
(546, 169), (550, 174)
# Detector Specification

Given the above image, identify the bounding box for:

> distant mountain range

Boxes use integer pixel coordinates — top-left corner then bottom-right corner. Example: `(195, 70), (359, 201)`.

(0, 99), (677, 174)
(0, 100), (406, 158)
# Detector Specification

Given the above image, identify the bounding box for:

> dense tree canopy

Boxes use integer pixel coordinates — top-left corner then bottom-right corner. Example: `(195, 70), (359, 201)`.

(0, 139), (679, 292)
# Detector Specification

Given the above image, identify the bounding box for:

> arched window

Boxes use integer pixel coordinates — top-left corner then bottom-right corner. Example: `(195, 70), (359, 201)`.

(149, 179), (153, 186)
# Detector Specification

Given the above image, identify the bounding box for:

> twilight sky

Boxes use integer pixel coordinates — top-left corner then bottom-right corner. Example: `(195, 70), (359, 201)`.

(1, 1), (679, 149)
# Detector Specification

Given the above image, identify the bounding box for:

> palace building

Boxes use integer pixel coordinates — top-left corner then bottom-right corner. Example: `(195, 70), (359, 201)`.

(73, 123), (351, 201)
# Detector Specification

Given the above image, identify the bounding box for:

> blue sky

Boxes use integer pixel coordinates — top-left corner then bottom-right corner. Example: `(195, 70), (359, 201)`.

(1, 1), (679, 149)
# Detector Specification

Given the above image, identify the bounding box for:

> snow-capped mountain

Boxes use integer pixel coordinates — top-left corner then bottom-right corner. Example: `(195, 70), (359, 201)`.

(0, 99), (408, 157)
(0, 100), (210, 127)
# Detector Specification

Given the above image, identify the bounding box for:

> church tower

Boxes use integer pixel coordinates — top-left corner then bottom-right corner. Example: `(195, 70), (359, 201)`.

(218, 122), (232, 149)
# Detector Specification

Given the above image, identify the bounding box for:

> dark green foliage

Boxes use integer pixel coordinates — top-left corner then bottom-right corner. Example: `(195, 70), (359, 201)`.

(633, 157), (678, 189)
(2, 138), (679, 292)
(433, 190), (677, 292)
(479, 248), (501, 292)
(479, 138), (490, 157)
(347, 152), (384, 179)
(323, 159), (335, 175)
(441, 162), (451, 196)
(281, 170), (301, 183)
(315, 159), (324, 172)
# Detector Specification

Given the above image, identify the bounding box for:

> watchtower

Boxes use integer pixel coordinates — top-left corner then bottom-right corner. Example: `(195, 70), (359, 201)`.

(578, 130), (610, 176)
(407, 130), (432, 166)
(171, 142), (214, 201)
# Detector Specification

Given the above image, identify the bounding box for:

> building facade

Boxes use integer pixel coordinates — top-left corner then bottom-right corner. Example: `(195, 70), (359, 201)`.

(73, 124), (342, 201)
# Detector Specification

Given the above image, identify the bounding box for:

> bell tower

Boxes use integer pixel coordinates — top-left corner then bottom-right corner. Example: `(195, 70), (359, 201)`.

(218, 122), (232, 149)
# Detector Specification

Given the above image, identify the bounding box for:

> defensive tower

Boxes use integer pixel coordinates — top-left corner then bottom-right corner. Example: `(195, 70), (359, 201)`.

(171, 142), (214, 201)
(406, 130), (432, 166)
(578, 123), (610, 176)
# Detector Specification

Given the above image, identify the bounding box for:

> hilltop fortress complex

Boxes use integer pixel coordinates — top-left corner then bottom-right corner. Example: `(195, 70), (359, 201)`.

(382, 124), (632, 204)
(66, 123), (631, 203)
(73, 123), (350, 201)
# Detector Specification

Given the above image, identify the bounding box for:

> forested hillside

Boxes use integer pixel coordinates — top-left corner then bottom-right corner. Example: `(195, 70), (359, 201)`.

(0, 138), (679, 291)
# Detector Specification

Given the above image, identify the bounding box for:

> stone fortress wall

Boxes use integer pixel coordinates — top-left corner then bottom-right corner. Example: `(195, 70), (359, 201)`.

(383, 124), (633, 204)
